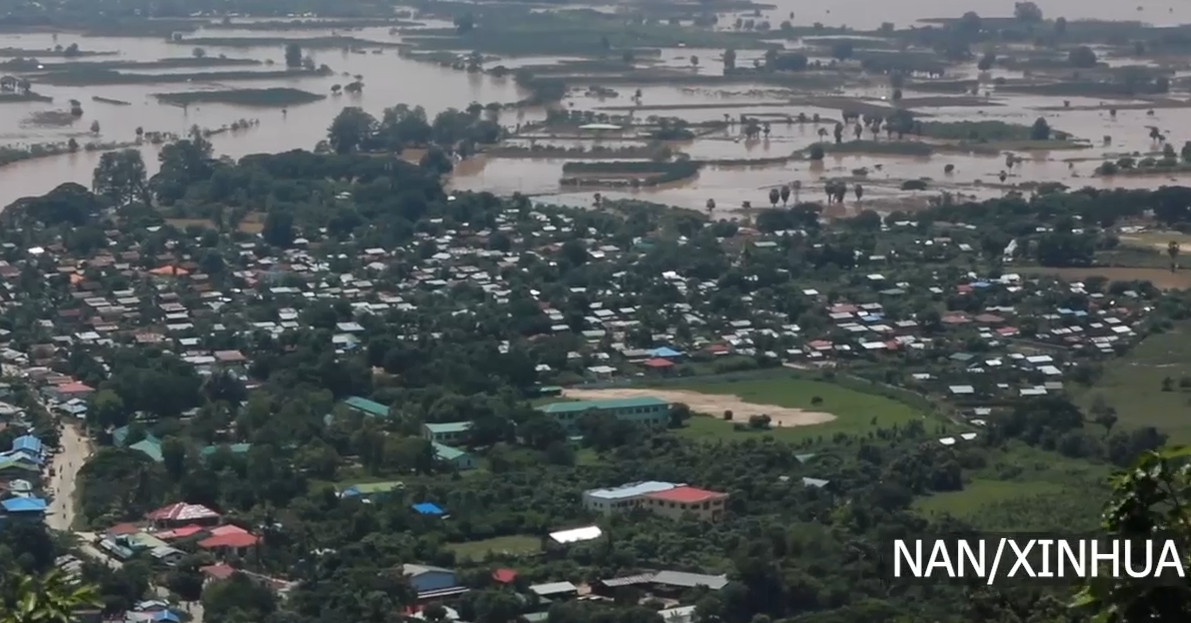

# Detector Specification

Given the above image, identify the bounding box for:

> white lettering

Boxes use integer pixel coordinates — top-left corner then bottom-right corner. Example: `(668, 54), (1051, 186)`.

(956, 539), (985, 577)
(1006, 539), (1036, 577)
(924, 540), (954, 577)
(1091, 539), (1120, 578)
(1057, 539), (1085, 577)
(1156, 540), (1186, 578)
(893, 539), (921, 578)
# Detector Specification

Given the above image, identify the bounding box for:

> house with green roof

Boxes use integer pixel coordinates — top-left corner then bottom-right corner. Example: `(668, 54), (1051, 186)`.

(129, 437), (164, 463)
(538, 396), (671, 432)
(343, 396), (389, 418)
(201, 443), (253, 458)
(422, 421), (472, 445)
(0, 456), (41, 478)
(432, 442), (477, 470)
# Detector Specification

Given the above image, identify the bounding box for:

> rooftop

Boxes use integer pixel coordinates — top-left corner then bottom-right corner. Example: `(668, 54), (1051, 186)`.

(343, 396), (388, 417)
(540, 396), (670, 414)
(423, 421), (473, 434)
(647, 486), (727, 504)
(1, 496), (46, 513)
(587, 481), (678, 501)
(549, 525), (602, 544)
(147, 502), (220, 522)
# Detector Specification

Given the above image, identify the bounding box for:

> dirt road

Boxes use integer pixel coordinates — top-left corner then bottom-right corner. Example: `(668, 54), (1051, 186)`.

(46, 420), (89, 532)
(562, 387), (836, 427)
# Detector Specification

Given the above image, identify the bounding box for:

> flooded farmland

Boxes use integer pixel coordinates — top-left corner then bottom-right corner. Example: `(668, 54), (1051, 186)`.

(4, 3), (1191, 212)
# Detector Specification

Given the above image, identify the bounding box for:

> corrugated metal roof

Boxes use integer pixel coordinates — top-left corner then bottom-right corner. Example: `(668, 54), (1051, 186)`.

(586, 481), (678, 500)
(548, 525), (602, 543)
(540, 396), (669, 414)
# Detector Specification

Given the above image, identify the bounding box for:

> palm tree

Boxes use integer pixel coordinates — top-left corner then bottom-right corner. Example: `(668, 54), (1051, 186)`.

(706, 198), (715, 217)
(1169, 241), (1180, 273)
(779, 185), (790, 206)
(3, 570), (100, 623)
(854, 183), (864, 203)
(817, 128), (828, 141)
(768, 187), (780, 207)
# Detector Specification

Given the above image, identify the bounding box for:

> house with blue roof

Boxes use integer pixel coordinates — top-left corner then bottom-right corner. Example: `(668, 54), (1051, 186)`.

(12, 435), (43, 457)
(2, 496), (47, 519)
(649, 347), (684, 359)
(412, 502), (446, 516)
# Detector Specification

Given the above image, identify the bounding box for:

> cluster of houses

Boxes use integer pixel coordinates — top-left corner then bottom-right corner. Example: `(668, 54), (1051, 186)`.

(95, 502), (271, 582)
(0, 433), (51, 521)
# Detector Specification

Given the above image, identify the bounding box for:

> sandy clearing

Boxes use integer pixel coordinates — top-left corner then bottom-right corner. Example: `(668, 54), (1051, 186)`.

(562, 387), (836, 427)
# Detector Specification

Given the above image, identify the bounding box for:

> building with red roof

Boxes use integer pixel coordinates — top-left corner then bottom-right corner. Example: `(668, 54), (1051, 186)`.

(492, 568), (518, 584)
(644, 486), (729, 522)
(198, 525), (261, 553)
(642, 358), (675, 370)
(200, 563), (237, 582)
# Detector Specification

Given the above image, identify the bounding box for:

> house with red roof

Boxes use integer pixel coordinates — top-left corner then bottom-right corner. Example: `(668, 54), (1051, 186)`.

(644, 485), (729, 522)
(200, 563), (237, 583)
(198, 524), (262, 555)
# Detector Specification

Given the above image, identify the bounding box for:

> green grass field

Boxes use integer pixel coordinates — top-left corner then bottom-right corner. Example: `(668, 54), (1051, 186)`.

(1074, 321), (1191, 444)
(675, 377), (930, 443)
(913, 444), (1110, 531)
(445, 534), (541, 559)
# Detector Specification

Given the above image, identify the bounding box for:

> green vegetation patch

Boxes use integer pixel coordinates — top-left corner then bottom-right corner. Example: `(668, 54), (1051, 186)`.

(914, 444), (1110, 532)
(445, 534), (541, 559)
(1076, 322), (1191, 444)
(154, 88), (325, 107)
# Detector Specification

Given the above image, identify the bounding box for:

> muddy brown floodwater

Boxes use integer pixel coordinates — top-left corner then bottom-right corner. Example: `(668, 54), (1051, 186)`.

(759, 0), (1191, 30)
(4, 2), (1191, 210)
(0, 25), (534, 207)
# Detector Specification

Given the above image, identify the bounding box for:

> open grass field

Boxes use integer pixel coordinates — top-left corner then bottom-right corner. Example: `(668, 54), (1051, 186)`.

(165, 213), (265, 234)
(445, 534), (541, 559)
(913, 444), (1110, 531)
(665, 376), (928, 442)
(1073, 321), (1191, 444)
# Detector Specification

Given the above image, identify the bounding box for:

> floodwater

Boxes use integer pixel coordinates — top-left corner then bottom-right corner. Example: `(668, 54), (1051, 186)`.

(3, 1), (1191, 209)
(0, 25), (532, 206)
(760, 0), (1191, 30)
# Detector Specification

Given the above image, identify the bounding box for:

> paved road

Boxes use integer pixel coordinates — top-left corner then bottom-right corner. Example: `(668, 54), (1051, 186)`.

(46, 419), (88, 531)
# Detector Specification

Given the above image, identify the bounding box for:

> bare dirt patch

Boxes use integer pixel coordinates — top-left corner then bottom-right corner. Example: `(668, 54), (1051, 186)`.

(562, 387), (836, 427)
(1021, 266), (1191, 290)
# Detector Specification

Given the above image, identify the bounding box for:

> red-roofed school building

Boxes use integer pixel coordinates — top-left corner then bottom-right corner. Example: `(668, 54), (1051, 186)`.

(644, 486), (729, 522)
